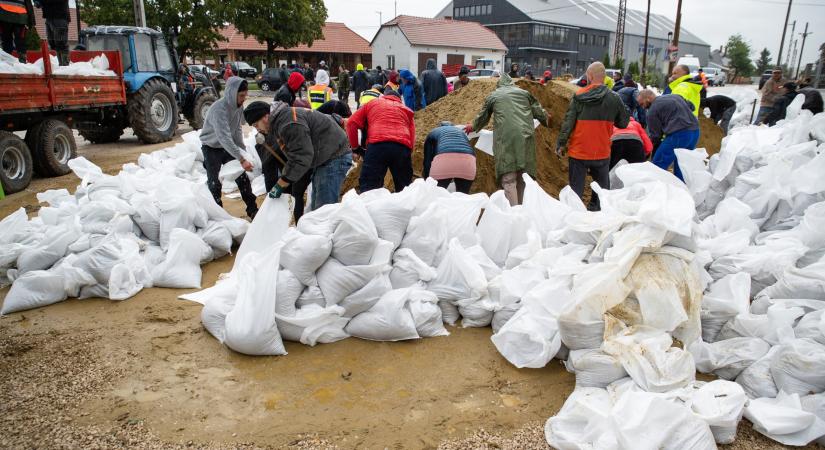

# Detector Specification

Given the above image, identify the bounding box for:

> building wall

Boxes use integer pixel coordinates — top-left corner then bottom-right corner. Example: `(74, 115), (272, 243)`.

(610, 33), (711, 74)
(408, 45), (505, 75)
(448, 0), (530, 24)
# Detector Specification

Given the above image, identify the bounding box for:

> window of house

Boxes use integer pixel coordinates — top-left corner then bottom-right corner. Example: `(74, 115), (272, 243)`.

(387, 55), (395, 69)
(454, 7), (460, 17)
(598, 35), (607, 47)
(578, 33), (587, 45)
(590, 34), (596, 45)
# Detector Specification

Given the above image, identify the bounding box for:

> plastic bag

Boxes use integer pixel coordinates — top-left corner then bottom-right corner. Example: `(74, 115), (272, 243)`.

(700, 273), (751, 343)
(388, 248), (437, 289)
(275, 304), (349, 346)
(199, 221), (233, 260)
(338, 274), (392, 318)
(771, 339), (825, 395)
(276, 270), (304, 317)
(736, 345), (781, 399)
(565, 349), (628, 389)
(398, 203), (449, 267)
(688, 380), (747, 444)
(280, 230), (332, 286)
(690, 337), (771, 380)
(331, 197), (379, 266)
(345, 288), (420, 341)
(407, 289), (448, 337)
(544, 388), (618, 450)
(296, 285), (326, 309)
(744, 391), (825, 446)
(0, 270), (67, 315)
(428, 239), (488, 303)
(233, 196), (292, 272)
(16, 222), (80, 274)
(151, 229), (211, 289)
(316, 258), (385, 307)
(365, 196), (414, 249)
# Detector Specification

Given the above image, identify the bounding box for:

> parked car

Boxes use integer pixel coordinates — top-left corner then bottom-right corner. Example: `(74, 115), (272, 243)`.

(257, 67), (289, 91)
(226, 61), (257, 79)
(700, 67), (726, 86)
(189, 64), (221, 79)
(446, 68), (500, 85)
(758, 70), (774, 89)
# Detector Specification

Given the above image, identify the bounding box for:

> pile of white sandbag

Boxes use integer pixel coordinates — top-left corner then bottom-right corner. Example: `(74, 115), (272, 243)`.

(0, 50), (117, 76)
(0, 131), (259, 315)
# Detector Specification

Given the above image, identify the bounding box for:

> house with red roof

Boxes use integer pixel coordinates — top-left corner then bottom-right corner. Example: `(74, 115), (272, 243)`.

(371, 15), (507, 76)
(214, 22), (371, 74)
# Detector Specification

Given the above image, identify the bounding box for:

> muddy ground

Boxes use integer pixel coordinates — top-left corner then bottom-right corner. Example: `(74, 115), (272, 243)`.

(0, 118), (814, 450)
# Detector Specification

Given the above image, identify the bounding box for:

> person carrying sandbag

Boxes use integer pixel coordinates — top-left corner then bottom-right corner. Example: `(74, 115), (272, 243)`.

(244, 100), (352, 214)
(637, 89), (700, 182)
(464, 72), (550, 206)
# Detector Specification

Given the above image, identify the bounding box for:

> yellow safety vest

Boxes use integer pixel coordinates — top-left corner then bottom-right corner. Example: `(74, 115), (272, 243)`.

(309, 84), (332, 109)
(359, 89), (381, 106)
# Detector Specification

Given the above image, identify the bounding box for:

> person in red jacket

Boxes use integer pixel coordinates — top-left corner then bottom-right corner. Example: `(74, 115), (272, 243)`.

(346, 90), (415, 192)
(609, 116), (652, 169)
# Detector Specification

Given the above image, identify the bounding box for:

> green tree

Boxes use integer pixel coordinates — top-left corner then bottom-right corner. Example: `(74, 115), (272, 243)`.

(628, 61), (640, 78)
(80, 0), (133, 25)
(25, 28), (42, 52)
(726, 34), (754, 81)
(614, 56), (626, 72)
(602, 52), (612, 68)
(231, 0), (327, 67)
(754, 47), (772, 74)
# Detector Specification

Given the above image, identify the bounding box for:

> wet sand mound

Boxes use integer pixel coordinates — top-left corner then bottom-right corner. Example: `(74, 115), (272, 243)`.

(342, 79), (723, 197)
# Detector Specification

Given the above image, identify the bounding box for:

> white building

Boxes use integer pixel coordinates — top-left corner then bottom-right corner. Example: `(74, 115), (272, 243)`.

(371, 15), (508, 76)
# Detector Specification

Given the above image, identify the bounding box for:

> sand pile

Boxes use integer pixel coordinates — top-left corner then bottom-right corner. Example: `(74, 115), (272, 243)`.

(341, 78), (723, 197)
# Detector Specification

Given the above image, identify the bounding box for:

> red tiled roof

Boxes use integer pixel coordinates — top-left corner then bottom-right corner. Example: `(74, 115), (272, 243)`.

(32, 8), (86, 43)
(374, 15), (507, 51)
(216, 22), (371, 54)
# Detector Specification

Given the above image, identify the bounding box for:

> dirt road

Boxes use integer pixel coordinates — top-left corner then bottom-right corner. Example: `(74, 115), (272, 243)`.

(0, 125), (811, 449)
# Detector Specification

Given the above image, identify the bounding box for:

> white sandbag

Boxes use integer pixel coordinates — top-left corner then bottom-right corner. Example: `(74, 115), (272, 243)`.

(439, 300), (460, 326)
(276, 270), (304, 317)
(465, 244), (502, 281)
(565, 349), (628, 389)
(794, 309), (825, 345)
(700, 272), (751, 343)
(296, 285), (325, 309)
(771, 339), (825, 395)
(345, 288), (420, 341)
(1, 270), (67, 315)
(611, 391), (717, 450)
(388, 248), (436, 289)
(428, 239), (488, 303)
(758, 257), (825, 301)
(558, 317), (605, 352)
(521, 173), (571, 239)
(338, 274), (392, 318)
(457, 295), (497, 328)
(690, 337), (771, 380)
(476, 194), (531, 267)
(491, 302), (520, 334)
(132, 198), (161, 242)
(736, 345), (781, 399)
(156, 187), (208, 249)
(688, 380), (747, 444)
(331, 197), (379, 266)
(504, 229), (543, 269)
(499, 263), (546, 305)
(398, 203), (449, 267)
(717, 304), (806, 345)
(602, 325), (696, 393)
(275, 304), (349, 346)
(559, 263), (630, 350)
(72, 240), (125, 285)
(544, 387), (618, 450)
(198, 279), (239, 343)
(16, 222), (80, 274)
(108, 263), (143, 301)
(151, 229), (211, 289)
(316, 258), (384, 306)
(233, 196), (292, 272)
(224, 242), (286, 356)
(296, 202), (341, 237)
(199, 221), (233, 260)
(364, 196), (413, 249)
(745, 391), (825, 446)
(280, 230), (332, 286)
(407, 289), (448, 337)
(435, 192), (488, 247)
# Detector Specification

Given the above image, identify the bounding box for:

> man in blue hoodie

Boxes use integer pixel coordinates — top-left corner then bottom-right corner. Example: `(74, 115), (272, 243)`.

(399, 69), (425, 111)
(199, 76), (259, 219)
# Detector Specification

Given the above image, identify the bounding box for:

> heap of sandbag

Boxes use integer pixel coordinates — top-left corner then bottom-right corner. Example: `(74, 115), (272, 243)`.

(0, 130), (261, 315)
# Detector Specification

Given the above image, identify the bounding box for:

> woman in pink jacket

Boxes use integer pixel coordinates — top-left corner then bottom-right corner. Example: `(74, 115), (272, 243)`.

(609, 117), (652, 169)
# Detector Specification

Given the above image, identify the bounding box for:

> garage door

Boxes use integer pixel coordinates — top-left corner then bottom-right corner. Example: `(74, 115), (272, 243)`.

(447, 54), (465, 65)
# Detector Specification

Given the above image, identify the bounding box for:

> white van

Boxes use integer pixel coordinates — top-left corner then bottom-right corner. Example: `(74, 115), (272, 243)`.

(701, 67), (726, 86)
(676, 55), (701, 77)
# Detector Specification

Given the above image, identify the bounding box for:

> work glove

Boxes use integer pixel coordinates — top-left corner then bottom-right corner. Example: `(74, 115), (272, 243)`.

(556, 146), (567, 157)
(463, 124), (474, 134)
(268, 184), (284, 199)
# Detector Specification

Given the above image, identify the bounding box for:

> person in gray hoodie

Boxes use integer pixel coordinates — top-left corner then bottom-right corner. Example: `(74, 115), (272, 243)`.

(244, 100), (352, 213)
(199, 77), (258, 219)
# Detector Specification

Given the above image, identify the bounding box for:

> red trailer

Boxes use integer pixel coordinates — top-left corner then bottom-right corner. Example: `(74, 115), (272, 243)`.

(0, 41), (126, 194)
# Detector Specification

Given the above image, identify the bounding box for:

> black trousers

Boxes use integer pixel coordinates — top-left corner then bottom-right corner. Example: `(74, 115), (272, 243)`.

(568, 157), (609, 212)
(0, 25), (26, 61)
(609, 139), (646, 169)
(338, 90), (349, 103)
(359, 141), (412, 193)
(437, 178), (473, 194)
(46, 18), (68, 65)
(202, 144), (258, 218)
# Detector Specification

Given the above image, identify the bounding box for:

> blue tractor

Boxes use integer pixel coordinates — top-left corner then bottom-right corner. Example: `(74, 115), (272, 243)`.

(78, 26), (217, 144)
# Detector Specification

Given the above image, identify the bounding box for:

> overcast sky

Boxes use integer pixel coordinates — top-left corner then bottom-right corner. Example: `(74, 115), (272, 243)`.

(325, 0), (825, 68)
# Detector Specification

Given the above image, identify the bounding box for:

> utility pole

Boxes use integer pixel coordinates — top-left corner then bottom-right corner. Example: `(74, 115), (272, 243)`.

(789, 37), (798, 77)
(667, 0), (683, 75)
(795, 22), (811, 79)
(785, 20), (796, 67)
(132, 0), (147, 28)
(641, 0), (651, 79)
(777, 0), (793, 69)
(613, 0), (627, 64)
(394, 1), (397, 18)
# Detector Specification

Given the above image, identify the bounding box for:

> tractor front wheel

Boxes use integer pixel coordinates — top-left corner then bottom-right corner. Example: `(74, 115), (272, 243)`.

(188, 91), (217, 130)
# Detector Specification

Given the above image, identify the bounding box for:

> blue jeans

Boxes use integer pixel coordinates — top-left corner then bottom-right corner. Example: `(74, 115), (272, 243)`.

(652, 129), (700, 182)
(311, 152), (352, 209)
(754, 106), (773, 125)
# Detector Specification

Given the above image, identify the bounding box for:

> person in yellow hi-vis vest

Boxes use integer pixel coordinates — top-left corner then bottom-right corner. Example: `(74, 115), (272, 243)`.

(309, 69), (334, 109)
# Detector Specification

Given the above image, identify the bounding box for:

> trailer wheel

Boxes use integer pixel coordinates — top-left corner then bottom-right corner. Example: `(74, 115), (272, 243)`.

(128, 78), (178, 144)
(78, 125), (124, 144)
(188, 91), (217, 130)
(28, 119), (77, 177)
(0, 131), (33, 195)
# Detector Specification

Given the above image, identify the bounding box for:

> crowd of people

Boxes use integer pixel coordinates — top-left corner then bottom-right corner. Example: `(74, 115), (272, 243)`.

(198, 58), (823, 223)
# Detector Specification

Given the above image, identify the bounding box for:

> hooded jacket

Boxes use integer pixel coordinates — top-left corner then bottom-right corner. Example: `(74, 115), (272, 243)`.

(353, 64), (369, 94)
(399, 69), (425, 111)
(346, 95), (415, 150)
(611, 117), (653, 155)
(420, 58), (448, 106)
(764, 90), (798, 126)
(471, 74), (548, 178)
(275, 71), (305, 105)
(646, 94), (700, 146)
(315, 69), (330, 86)
(800, 87), (824, 115)
(666, 74), (703, 117)
(265, 102), (350, 184)
(557, 84), (630, 160)
(200, 76), (247, 160)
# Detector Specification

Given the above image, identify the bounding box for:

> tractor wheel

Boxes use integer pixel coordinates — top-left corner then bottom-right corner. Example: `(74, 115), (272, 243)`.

(27, 119), (77, 177)
(128, 78), (178, 144)
(0, 131), (33, 195)
(188, 91), (217, 130)
(78, 125), (124, 144)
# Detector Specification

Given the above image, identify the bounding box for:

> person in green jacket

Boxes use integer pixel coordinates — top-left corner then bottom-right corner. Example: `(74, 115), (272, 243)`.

(464, 73), (550, 206)
(665, 64), (703, 117)
(337, 64), (350, 104)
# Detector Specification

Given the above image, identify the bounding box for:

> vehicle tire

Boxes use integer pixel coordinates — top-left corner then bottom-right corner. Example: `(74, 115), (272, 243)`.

(188, 91), (217, 130)
(27, 119), (77, 177)
(78, 125), (124, 144)
(128, 78), (178, 144)
(260, 81), (271, 91)
(0, 131), (33, 194)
